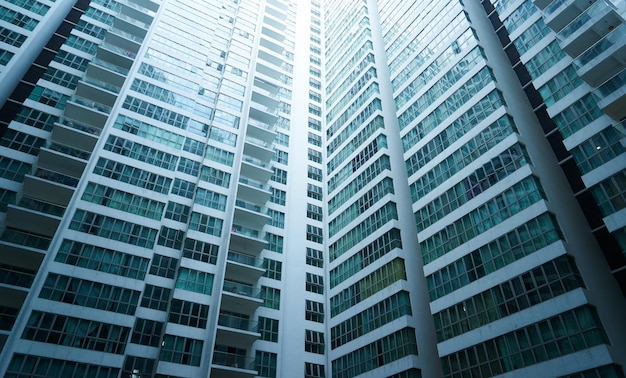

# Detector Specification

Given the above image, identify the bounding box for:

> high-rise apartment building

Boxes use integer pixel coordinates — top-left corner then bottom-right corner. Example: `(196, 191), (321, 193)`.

(0, 0), (624, 377)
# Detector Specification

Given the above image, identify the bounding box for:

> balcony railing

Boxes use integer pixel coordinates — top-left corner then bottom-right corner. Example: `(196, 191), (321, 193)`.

(47, 142), (91, 160)
(573, 24), (626, 69)
(17, 197), (65, 217)
(238, 177), (270, 191)
(227, 250), (262, 268)
(212, 351), (255, 370)
(217, 312), (258, 332)
(83, 76), (121, 93)
(34, 168), (79, 187)
(242, 155), (272, 170)
(235, 199), (264, 213)
(0, 264), (36, 288)
(223, 280), (260, 298)
(558, 0), (607, 42)
(59, 118), (102, 136)
(91, 58), (129, 75)
(248, 118), (275, 132)
(231, 224), (260, 238)
(0, 228), (51, 250)
(71, 96), (111, 114)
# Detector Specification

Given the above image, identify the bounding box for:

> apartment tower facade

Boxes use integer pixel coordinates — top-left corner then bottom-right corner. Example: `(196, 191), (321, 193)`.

(0, 0), (625, 377)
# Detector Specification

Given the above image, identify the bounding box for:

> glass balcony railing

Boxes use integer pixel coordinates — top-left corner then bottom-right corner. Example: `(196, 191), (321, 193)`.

(109, 26), (144, 43)
(558, 0), (608, 41)
(59, 118), (101, 136)
(212, 351), (255, 370)
(574, 24), (626, 69)
(217, 312), (258, 332)
(116, 13), (150, 29)
(17, 197), (65, 217)
(91, 58), (129, 75)
(47, 142), (91, 160)
(71, 96), (111, 114)
(33, 168), (79, 187)
(235, 199), (264, 213)
(238, 177), (270, 191)
(0, 228), (51, 250)
(82, 76), (121, 93)
(596, 67), (626, 97)
(100, 42), (137, 59)
(248, 118), (276, 132)
(242, 155), (272, 169)
(227, 250), (262, 268)
(231, 224), (261, 239)
(244, 136), (272, 149)
(0, 264), (36, 288)
(223, 280), (261, 298)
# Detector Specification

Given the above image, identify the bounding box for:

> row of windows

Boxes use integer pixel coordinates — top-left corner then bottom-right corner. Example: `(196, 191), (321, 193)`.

(329, 177), (395, 238)
(330, 227), (402, 288)
(306, 224), (324, 244)
(427, 213), (563, 300)
(401, 89), (505, 159)
(82, 182), (165, 221)
(405, 113), (515, 178)
(434, 255), (584, 342)
(328, 155), (391, 215)
(113, 114), (184, 150)
(328, 115), (384, 172)
(39, 273), (140, 315)
(332, 327), (418, 378)
(104, 135), (179, 170)
(0, 128), (45, 156)
(160, 334), (203, 366)
(331, 290), (412, 349)
(93, 157), (172, 194)
(55, 239), (150, 279)
(590, 170), (626, 217)
(328, 135), (386, 193)
(305, 329), (325, 354)
(259, 316), (279, 342)
(415, 144), (528, 231)
(6, 354), (118, 378)
(399, 66), (495, 133)
(329, 201), (398, 262)
(327, 83), (380, 139)
(441, 306), (608, 377)
(306, 299), (324, 323)
(69, 209), (158, 249)
(183, 237), (219, 264)
(306, 272), (324, 294)
(391, 24), (475, 91)
(421, 176), (545, 264)
(395, 46), (484, 112)
(570, 126), (625, 175)
(22, 311), (130, 354)
(331, 257), (407, 317)
(169, 298), (209, 328)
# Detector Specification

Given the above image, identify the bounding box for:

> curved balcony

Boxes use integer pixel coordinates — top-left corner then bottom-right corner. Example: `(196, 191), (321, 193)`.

(211, 351), (257, 378)
(557, 1), (619, 56)
(216, 312), (260, 348)
(573, 24), (626, 86)
(225, 250), (265, 284)
(544, 0), (598, 31)
(221, 280), (263, 314)
(237, 178), (271, 205)
(234, 200), (271, 229)
(229, 224), (267, 255)
(240, 156), (273, 184)
(595, 68), (626, 120)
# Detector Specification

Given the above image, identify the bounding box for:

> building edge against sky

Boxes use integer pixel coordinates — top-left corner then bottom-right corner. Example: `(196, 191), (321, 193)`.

(0, 0), (625, 378)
